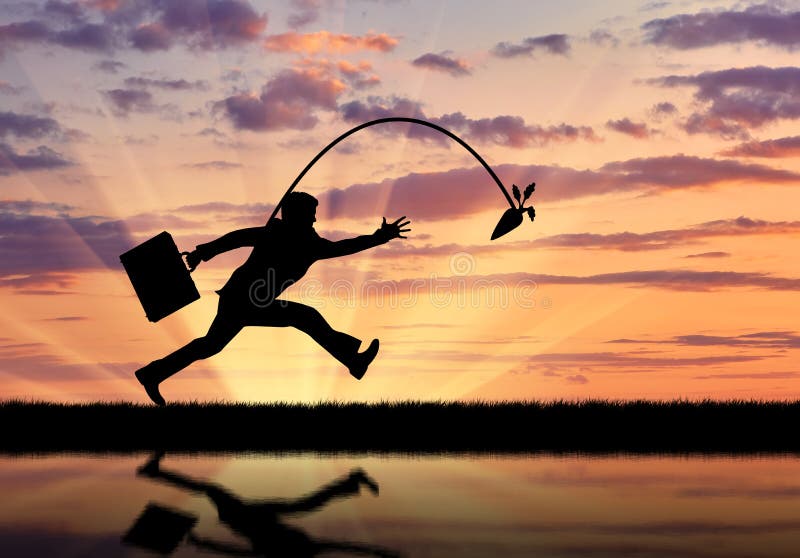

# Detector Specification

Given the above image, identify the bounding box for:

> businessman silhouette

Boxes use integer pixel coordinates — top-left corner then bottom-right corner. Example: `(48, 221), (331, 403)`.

(134, 451), (399, 557)
(135, 191), (411, 405)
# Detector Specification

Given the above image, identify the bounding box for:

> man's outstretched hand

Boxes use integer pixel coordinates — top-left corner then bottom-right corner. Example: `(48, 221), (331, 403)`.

(377, 216), (411, 241)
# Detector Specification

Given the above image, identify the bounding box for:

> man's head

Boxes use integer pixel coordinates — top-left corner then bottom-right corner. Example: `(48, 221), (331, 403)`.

(281, 192), (318, 228)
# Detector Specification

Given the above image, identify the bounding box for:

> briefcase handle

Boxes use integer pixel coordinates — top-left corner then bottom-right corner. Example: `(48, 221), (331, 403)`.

(181, 251), (197, 273)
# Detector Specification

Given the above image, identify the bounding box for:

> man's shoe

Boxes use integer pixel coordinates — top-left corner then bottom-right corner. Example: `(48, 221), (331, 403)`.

(135, 362), (167, 407)
(348, 339), (379, 380)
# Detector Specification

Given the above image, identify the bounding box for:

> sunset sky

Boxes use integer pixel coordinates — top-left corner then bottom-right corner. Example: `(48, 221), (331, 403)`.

(2, 0), (800, 403)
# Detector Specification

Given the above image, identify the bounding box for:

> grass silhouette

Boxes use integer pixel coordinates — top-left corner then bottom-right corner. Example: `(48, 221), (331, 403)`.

(2, 399), (798, 453)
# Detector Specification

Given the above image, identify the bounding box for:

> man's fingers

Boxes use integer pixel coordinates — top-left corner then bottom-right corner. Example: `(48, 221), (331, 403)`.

(382, 217), (387, 226)
(392, 216), (407, 225)
(397, 220), (411, 228)
(398, 234), (407, 239)
(399, 228), (411, 233)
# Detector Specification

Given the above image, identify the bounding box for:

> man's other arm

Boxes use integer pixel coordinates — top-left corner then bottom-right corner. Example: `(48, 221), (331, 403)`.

(317, 217), (411, 259)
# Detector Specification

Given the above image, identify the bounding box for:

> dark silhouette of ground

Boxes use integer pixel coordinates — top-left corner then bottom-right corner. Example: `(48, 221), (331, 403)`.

(130, 451), (400, 557)
(134, 191), (410, 405)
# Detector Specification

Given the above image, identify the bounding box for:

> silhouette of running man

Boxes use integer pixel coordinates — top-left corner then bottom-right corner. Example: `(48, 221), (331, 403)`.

(135, 452), (399, 557)
(135, 192), (411, 405)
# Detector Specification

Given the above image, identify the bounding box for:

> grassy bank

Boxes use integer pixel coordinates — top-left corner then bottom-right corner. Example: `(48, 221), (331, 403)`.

(2, 399), (799, 453)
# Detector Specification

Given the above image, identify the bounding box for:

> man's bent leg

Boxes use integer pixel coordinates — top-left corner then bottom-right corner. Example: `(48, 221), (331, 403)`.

(246, 301), (379, 379)
(136, 313), (241, 405)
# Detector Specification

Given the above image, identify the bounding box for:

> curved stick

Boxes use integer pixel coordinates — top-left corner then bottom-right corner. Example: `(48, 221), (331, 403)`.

(267, 117), (516, 223)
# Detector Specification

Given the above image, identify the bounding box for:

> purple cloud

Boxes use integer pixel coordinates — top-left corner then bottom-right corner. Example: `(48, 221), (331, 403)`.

(182, 160), (242, 170)
(589, 29), (618, 47)
(215, 68), (345, 131)
(651, 101), (677, 117)
(308, 157), (799, 223)
(643, 4), (800, 50)
(341, 97), (597, 148)
(287, 0), (320, 29)
(685, 252), (730, 259)
(650, 66), (800, 138)
(123, 76), (208, 91)
(0, 204), (134, 278)
(0, 111), (61, 139)
(0, 142), (72, 174)
(1, 0), (267, 56)
(102, 88), (154, 116)
(158, 0), (267, 48)
(609, 331), (800, 349)
(129, 22), (172, 51)
(412, 52), (471, 77)
(93, 59), (126, 74)
(606, 117), (651, 138)
(720, 136), (800, 158)
(492, 33), (570, 57)
(0, 80), (24, 95)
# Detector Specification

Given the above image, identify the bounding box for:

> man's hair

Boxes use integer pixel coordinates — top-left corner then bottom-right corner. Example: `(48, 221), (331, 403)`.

(281, 191), (318, 220)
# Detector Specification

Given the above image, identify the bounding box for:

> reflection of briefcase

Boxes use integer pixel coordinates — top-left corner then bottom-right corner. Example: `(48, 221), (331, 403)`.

(120, 231), (200, 322)
(122, 503), (198, 554)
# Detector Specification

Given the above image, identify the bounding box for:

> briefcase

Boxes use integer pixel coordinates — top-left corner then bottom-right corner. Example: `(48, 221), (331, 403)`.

(120, 231), (200, 322)
(122, 503), (198, 554)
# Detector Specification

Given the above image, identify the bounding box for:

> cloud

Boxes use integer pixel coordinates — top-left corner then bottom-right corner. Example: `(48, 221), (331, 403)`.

(182, 160), (242, 170)
(719, 135), (800, 158)
(694, 372), (800, 380)
(263, 30), (399, 54)
(650, 66), (800, 138)
(0, 142), (72, 174)
(491, 33), (570, 58)
(642, 4), (800, 50)
(123, 76), (208, 91)
(588, 29), (618, 47)
(651, 101), (677, 117)
(411, 52), (471, 76)
(336, 60), (380, 89)
(0, 204), (134, 279)
(307, 157), (799, 223)
(340, 97), (598, 148)
(101, 88), (155, 115)
(565, 374), (589, 384)
(93, 59), (125, 73)
(129, 22), (172, 51)
(606, 117), (652, 138)
(610, 331), (800, 349)
(685, 251), (730, 258)
(287, 0), (320, 29)
(156, 0), (267, 49)
(533, 216), (800, 251)
(0, 80), (24, 95)
(0, 111), (61, 139)
(0, 0), (267, 56)
(215, 67), (345, 131)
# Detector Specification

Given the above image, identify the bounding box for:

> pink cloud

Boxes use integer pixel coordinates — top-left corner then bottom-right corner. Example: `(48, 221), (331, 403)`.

(412, 52), (471, 77)
(606, 117), (651, 139)
(215, 67), (345, 131)
(720, 136), (800, 158)
(263, 31), (399, 54)
(642, 4), (800, 50)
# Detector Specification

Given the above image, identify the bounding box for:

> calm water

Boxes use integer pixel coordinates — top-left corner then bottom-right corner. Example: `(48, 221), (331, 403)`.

(2, 453), (800, 557)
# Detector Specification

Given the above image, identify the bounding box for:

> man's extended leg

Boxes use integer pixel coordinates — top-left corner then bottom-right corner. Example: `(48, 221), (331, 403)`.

(135, 311), (241, 405)
(247, 301), (379, 379)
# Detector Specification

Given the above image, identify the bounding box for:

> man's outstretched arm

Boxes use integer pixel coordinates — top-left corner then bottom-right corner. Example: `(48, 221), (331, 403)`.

(187, 227), (263, 269)
(318, 217), (411, 259)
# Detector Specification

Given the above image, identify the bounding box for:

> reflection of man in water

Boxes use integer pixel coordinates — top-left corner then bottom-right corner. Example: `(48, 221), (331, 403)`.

(135, 192), (411, 405)
(137, 452), (398, 557)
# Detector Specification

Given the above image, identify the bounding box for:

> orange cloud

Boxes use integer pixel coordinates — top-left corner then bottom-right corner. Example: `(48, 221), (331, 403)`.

(263, 31), (399, 54)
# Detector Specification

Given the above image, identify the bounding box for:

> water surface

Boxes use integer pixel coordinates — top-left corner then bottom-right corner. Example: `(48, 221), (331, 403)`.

(2, 453), (799, 557)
